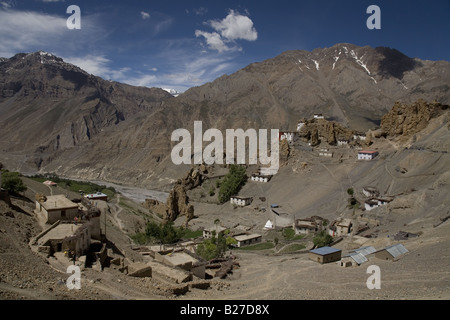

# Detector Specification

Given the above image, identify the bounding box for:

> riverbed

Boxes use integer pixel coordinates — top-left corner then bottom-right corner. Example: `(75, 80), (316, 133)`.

(90, 180), (169, 204)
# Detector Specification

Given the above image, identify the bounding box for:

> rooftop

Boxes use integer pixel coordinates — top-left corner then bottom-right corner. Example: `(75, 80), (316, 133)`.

(234, 233), (262, 242)
(310, 246), (341, 256)
(38, 222), (82, 245)
(85, 192), (108, 199)
(384, 243), (408, 257)
(40, 195), (78, 211)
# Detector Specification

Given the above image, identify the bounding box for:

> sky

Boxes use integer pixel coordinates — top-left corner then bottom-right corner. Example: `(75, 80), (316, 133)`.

(0, 0), (449, 93)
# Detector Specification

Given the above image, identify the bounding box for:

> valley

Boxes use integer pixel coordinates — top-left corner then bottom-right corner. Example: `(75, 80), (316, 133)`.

(0, 44), (449, 302)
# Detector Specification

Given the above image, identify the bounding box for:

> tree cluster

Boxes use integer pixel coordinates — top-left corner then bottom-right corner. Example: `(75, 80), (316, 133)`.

(217, 165), (247, 204)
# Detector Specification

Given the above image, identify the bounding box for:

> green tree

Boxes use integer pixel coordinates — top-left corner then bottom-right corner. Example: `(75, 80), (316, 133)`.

(1, 171), (27, 194)
(313, 230), (333, 248)
(196, 232), (232, 261)
(218, 165), (247, 203)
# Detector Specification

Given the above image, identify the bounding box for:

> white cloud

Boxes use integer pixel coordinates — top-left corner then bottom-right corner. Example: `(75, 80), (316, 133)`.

(141, 11), (150, 20)
(209, 9), (258, 41)
(0, 9), (67, 57)
(195, 30), (235, 53)
(195, 9), (257, 53)
(64, 55), (112, 78)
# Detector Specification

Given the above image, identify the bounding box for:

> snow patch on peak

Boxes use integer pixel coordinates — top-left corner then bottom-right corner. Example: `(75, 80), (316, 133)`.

(39, 51), (53, 57)
(350, 50), (371, 75)
(163, 88), (181, 97)
(312, 59), (319, 70)
(332, 56), (340, 70)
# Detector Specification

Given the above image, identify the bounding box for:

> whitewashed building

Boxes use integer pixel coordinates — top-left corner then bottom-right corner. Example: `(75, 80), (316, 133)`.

(314, 114), (324, 119)
(353, 133), (367, 141)
(251, 174), (272, 183)
(230, 196), (252, 207)
(364, 198), (393, 211)
(319, 148), (333, 157)
(358, 150), (379, 160)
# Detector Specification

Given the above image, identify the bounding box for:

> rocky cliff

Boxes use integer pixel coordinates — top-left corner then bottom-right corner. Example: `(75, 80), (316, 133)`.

(380, 99), (448, 137)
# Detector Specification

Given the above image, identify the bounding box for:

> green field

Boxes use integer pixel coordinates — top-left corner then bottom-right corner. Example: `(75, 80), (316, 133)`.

(29, 174), (116, 198)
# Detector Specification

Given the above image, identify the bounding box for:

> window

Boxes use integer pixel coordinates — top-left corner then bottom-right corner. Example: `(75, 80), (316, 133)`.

(61, 210), (66, 218)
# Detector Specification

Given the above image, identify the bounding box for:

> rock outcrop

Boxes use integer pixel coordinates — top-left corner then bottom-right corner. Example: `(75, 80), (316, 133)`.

(380, 99), (447, 137)
(298, 118), (354, 146)
(144, 166), (203, 224)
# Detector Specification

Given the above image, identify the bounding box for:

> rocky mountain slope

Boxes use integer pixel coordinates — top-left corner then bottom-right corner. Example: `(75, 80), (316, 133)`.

(0, 44), (449, 188)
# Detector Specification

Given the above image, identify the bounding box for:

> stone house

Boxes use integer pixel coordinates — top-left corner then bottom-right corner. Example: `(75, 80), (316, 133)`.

(309, 246), (341, 264)
(233, 233), (262, 248)
(375, 243), (408, 261)
(35, 194), (80, 224)
(203, 224), (226, 239)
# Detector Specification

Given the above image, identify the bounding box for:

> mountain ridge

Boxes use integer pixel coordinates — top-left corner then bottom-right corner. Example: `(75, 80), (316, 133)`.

(0, 43), (449, 186)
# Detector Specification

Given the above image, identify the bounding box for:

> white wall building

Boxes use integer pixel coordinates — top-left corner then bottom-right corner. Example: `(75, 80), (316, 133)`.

(230, 196), (252, 207)
(358, 151), (379, 160)
(337, 139), (349, 146)
(314, 114), (324, 119)
(251, 175), (271, 183)
(364, 198), (393, 211)
(353, 133), (367, 141)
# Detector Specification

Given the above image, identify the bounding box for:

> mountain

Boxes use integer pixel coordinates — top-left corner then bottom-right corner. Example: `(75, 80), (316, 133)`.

(171, 43), (449, 132)
(0, 51), (173, 174)
(0, 44), (449, 187)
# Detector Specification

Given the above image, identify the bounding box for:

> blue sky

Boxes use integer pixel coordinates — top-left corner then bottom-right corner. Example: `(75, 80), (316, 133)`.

(0, 0), (448, 92)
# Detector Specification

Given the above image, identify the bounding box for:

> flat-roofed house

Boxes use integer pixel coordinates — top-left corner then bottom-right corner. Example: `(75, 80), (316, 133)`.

(336, 218), (353, 236)
(364, 197), (393, 211)
(358, 150), (379, 160)
(294, 219), (317, 234)
(234, 233), (262, 248)
(251, 174), (272, 183)
(230, 196), (252, 207)
(203, 224), (226, 239)
(85, 192), (108, 202)
(309, 246), (342, 264)
(36, 195), (79, 224)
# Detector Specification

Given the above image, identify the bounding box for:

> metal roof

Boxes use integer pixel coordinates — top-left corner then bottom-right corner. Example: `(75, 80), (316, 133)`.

(385, 243), (408, 257)
(354, 246), (376, 256)
(343, 252), (368, 265)
(310, 246), (341, 256)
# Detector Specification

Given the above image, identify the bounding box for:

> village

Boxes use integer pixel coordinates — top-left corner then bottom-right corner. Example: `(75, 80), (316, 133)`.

(1, 112), (420, 298)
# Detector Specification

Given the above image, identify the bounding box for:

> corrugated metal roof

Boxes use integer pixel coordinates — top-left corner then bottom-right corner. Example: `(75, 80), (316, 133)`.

(354, 246), (376, 256)
(385, 243), (408, 257)
(310, 246), (341, 255)
(343, 252), (368, 265)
